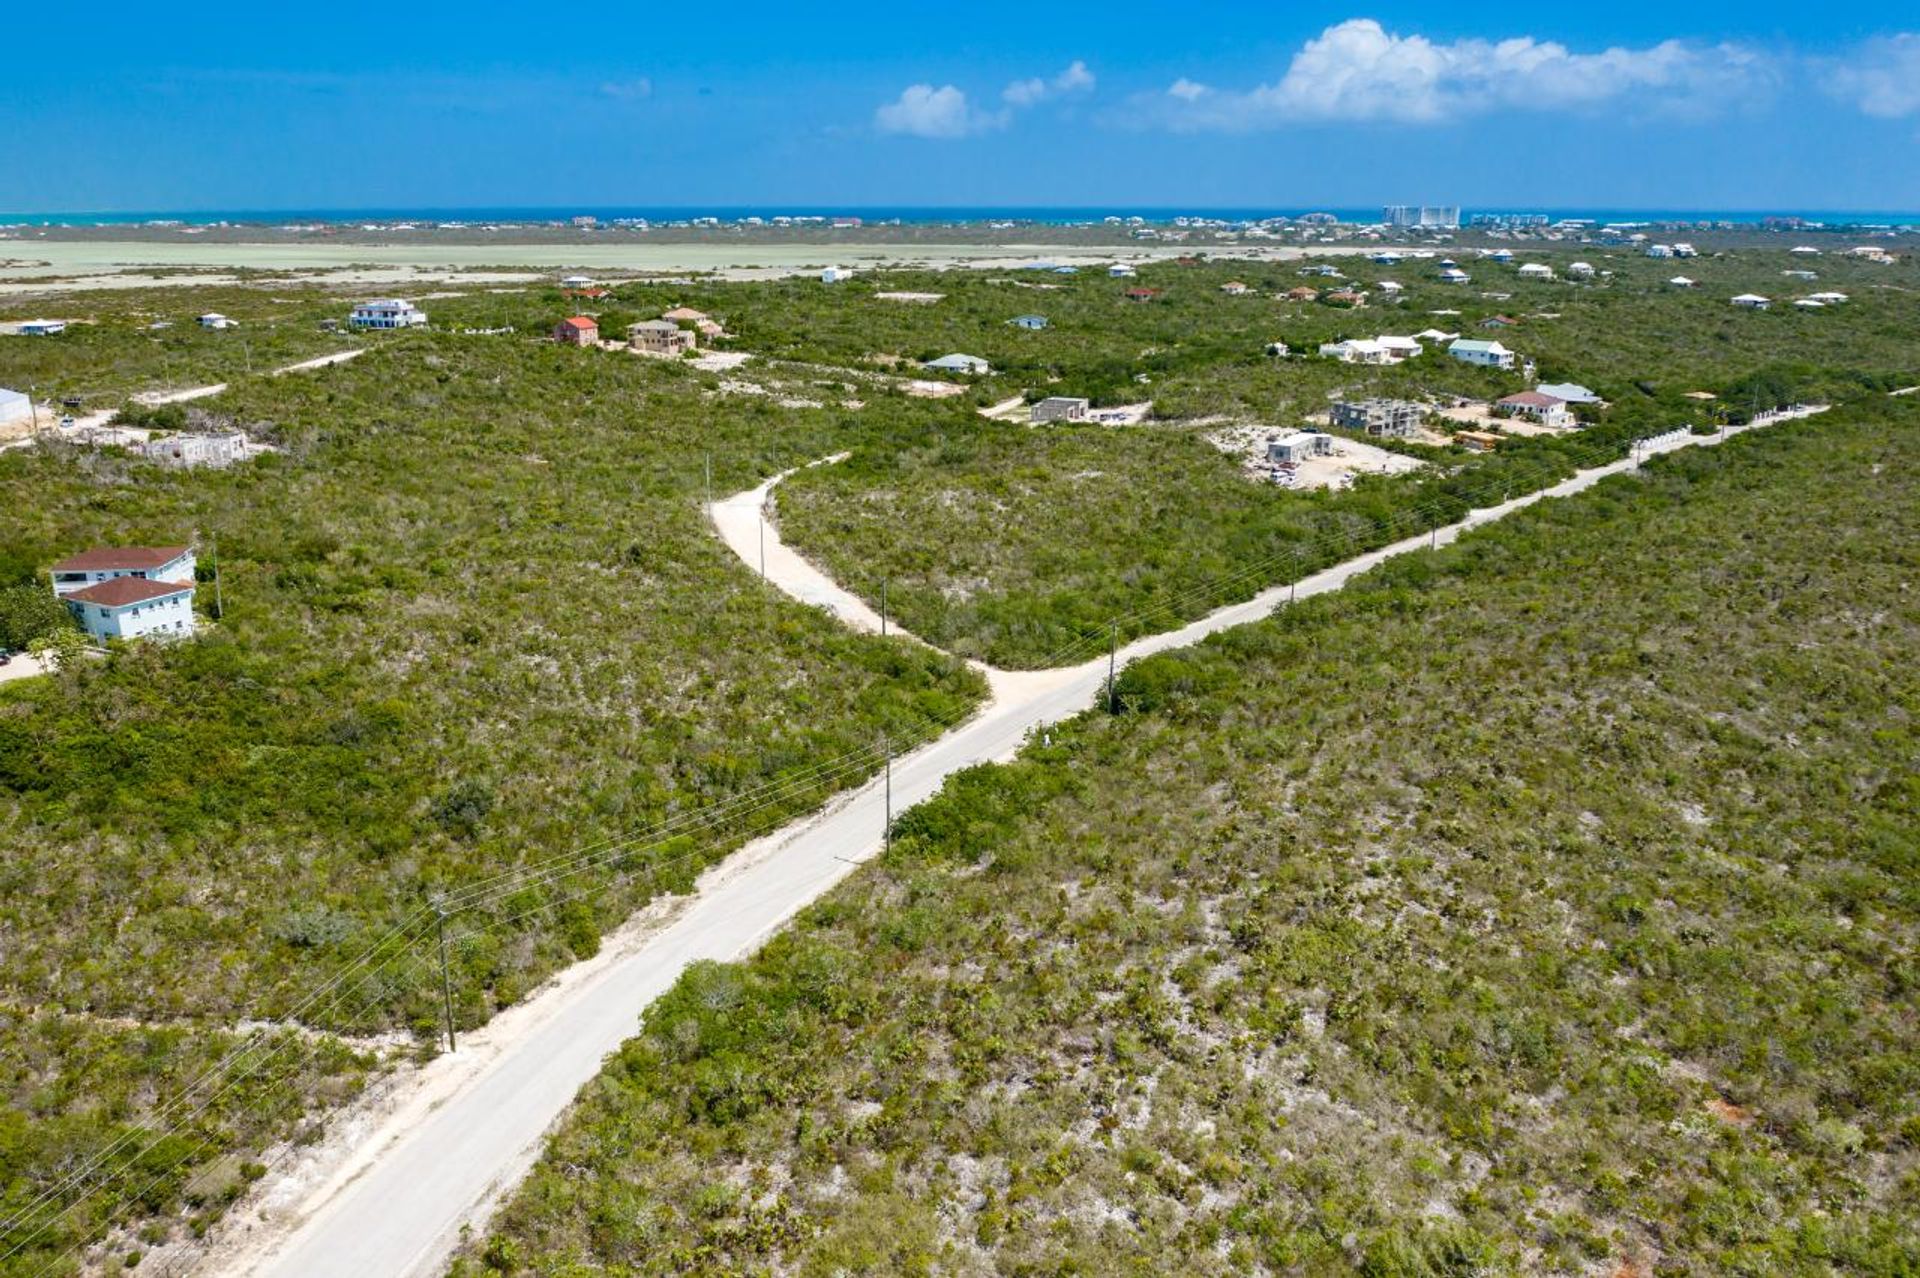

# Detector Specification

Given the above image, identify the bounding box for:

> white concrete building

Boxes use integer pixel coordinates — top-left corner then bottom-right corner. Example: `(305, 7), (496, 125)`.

(350, 300), (428, 329)
(1567, 261), (1596, 279)
(1268, 431), (1333, 464)
(1497, 391), (1572, 427)
(1731, 294), (1771, 310)
(198, 313), (239, 330)
(48, 546), (198, 642)
(1517, 262), (1554, 280)
(1438, 268), (1471, 284)
(1447, 338), (1516, 369)
(138, 431), (254, 469)
(1107, 263), (1136, 277)
(18, 320), (66, 336)
(1031, 396), (1090, 423)
(820, 267), (852, 283)
(60, 577), (197, 642)
(49, 545), (196, 597)
(0, 387), (31, 429)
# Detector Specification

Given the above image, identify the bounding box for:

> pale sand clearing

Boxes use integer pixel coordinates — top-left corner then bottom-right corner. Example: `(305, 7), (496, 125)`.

(0, 241), (1369, 295)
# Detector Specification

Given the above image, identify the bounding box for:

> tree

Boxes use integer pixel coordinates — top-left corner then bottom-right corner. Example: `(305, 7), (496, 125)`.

(0, 584), (74, 650)
(27, 625), (88, 670)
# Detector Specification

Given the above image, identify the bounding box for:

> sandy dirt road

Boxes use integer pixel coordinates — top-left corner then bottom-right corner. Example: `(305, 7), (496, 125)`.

(212, 406), (1823, 1278)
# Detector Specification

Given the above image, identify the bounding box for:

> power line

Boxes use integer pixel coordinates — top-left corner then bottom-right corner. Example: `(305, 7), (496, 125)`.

(2, 409), (1804, 1270)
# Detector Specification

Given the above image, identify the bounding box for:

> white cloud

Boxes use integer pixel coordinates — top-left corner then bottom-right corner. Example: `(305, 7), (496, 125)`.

(878, 61), (1092, 138)
(1004, 60), (1096, 107)
(1824, 33), (1920, 118)
(1155, 19), (1770, 128)
(598, 77), (653, 101)
(875, 84), (1004, 138)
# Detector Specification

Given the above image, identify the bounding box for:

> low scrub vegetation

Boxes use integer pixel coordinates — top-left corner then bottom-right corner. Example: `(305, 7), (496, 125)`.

(462, 404), (1920, 1276)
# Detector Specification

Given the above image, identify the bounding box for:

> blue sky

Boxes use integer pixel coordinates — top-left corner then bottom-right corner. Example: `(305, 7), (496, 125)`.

(5, 1), (1919, 214)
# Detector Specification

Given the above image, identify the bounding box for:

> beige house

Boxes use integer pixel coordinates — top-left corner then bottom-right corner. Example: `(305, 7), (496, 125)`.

(628, 320), (696, 356)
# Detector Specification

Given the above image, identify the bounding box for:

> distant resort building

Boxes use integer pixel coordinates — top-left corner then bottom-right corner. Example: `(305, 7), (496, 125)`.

(1517, 262), (1554, 280)
(1567, 261), (1596, 279)
(17, 320), (66, 336)
(1730, 293), (1771, 310)
(197, 313), (238, 330)
(820, 267), (852, 283)
(350, 300), (428, 330)
(48, 546), (198, 643)
(1107, 263), (1137, 277)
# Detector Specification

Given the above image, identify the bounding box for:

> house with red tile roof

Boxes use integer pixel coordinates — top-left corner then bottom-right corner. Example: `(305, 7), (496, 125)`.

(553, 316), (600, 346)
(47, 546), (198, 641)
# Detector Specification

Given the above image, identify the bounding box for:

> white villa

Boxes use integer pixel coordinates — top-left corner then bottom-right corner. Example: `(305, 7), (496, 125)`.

(1438, 268), (1471, 284)
(1497, 390), (1572, 428)
(926, 353), (991, 375)
(197, 313), (238, 330)
(1669, 276), (1696, 288)
(1319, 338), (1401, 366)
(1731, 294), (1771, 310)
(48, 546), (198, 642)
(350, 300), (428, 329)
(1517, 263), (1554, 280)
(1108, 264), (1137, 277)
(1567, 262), (1596, 279)
(1447, 338), (1516, 369)
(1536, 381), (1602, 405)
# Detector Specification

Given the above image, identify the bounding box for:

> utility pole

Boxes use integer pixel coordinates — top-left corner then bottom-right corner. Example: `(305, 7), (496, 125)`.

(434, 900), (457, 1053)
(883, 735), (892, 855)
(1107, 624), (1118, 715)
(210, 534), (224, 620)
(880, 577), (888, 637)
(758, 512), (766, 579)
(703, 452), (712, 508)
